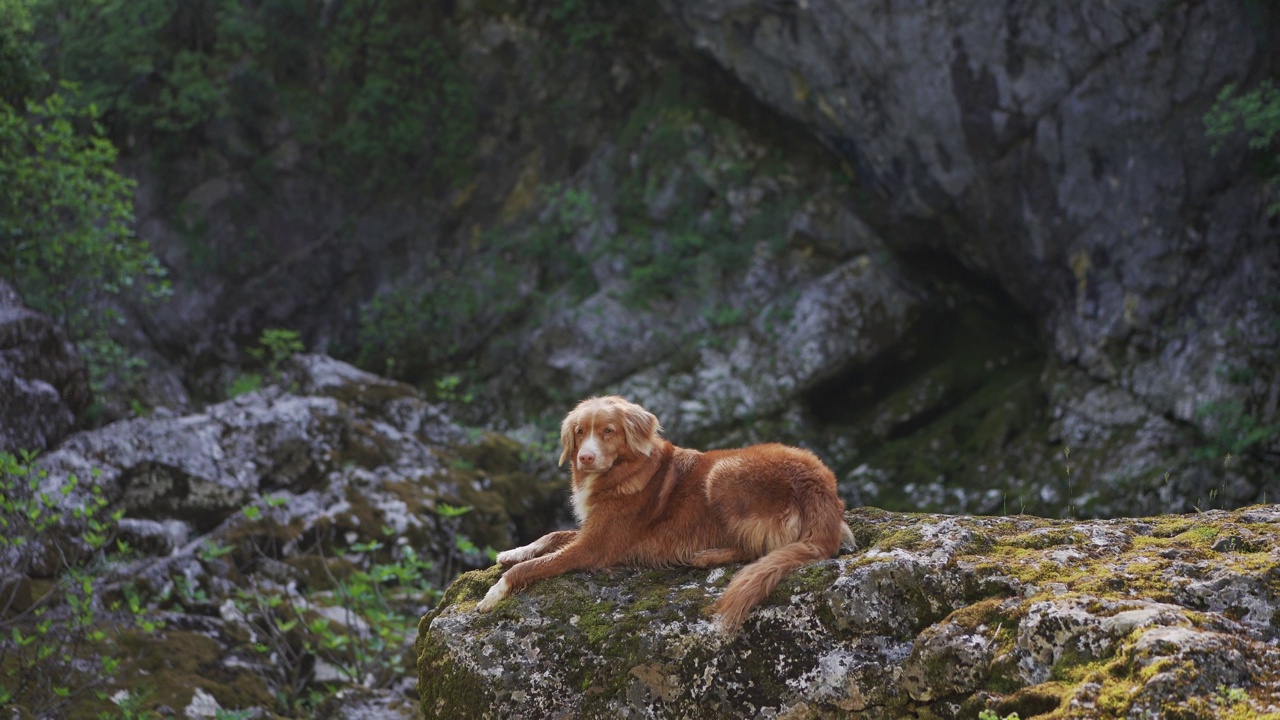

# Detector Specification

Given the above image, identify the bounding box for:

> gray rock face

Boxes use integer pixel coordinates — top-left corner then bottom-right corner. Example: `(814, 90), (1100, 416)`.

(614, 252), (921, 439)
(418, 506), (1280, 719)
(657, 0), (1278, 428)
(0, 278), (90, 453)
(89, 1), (1275, 520)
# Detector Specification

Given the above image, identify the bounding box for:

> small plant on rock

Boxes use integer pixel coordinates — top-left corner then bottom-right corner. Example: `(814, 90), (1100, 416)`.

(226, 525), (441, 714)
(229, 327), (304, 397)
(1205, 80), (1280, 216)
(0, 450), (151, 716)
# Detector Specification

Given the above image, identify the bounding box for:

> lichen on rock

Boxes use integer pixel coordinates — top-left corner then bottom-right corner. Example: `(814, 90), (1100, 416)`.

(418, 506), (1280, 719)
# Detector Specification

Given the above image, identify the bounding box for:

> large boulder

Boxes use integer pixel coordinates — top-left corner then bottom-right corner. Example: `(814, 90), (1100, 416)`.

(0, 277), (90, 452)
(418, 506), (1280, 719)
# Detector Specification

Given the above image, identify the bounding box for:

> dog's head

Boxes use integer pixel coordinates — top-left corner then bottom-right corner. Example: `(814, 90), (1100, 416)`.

(558, 396), (661, 473)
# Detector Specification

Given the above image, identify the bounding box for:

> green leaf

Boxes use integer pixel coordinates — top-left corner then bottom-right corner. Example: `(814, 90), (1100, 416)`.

(434, 502), (472, 518)
(200, 540), (234, 559)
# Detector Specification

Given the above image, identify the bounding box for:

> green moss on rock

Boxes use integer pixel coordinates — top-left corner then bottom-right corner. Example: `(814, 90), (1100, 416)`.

(418, 507), (1280, 718)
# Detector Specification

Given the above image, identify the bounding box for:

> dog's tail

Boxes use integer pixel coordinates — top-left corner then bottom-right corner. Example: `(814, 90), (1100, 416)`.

(840, 521), (857, 551)
(712, 488), (846, 633)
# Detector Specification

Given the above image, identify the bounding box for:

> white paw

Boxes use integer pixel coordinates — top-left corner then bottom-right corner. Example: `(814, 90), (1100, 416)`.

(496, 547), (532, 566)
(476, 577), (509, 613)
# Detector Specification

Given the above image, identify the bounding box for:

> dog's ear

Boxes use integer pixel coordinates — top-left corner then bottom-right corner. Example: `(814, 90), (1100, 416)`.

(620, 402), (661, 457)
(558, 410), (576, 467)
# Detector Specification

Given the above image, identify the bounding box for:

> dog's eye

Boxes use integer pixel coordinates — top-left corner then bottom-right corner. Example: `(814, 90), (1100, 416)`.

(603, 427), (614, 435)
(575, 427), (583, 436)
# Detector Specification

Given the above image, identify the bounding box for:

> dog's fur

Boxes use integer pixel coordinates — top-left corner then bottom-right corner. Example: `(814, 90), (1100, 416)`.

(476, 395), (853, 632)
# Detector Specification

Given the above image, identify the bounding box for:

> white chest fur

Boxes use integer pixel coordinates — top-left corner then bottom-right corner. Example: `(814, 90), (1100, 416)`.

(572, 473), (597, 523)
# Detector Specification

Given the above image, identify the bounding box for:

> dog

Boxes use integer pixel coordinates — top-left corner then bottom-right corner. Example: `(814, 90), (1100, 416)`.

(476, 395), (853, 632)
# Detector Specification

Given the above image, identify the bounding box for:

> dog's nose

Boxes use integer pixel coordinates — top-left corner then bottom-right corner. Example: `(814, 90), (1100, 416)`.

(578, 452), (595, 466)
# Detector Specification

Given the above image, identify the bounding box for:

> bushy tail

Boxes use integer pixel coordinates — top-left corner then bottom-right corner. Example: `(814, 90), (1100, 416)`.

(712, 541), (827, 632)
(840, 522), (857, 551)
(713, 491), (845, 633)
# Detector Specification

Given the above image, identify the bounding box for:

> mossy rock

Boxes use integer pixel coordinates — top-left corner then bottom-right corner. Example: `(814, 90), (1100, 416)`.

(418, 506), (1280, 719)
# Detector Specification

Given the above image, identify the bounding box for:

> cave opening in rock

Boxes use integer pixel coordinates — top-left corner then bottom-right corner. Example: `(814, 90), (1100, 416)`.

(804, 249), (1054, 514)
(808, 250), (1045, 429)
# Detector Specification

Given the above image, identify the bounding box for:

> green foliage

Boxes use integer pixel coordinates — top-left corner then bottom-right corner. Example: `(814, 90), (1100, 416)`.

(41, 0), (477, 191)
(433, 374), (474, 405)
(227, 373), (263, 398)
(1218, 684), (1249, 705)
(0, 0), (43, 105)
(0, 86), (171, 394)
(351, 280), (484, 380)
(198, 539), (234, 561)
(0, 450), (153, 717)
(230, 532), (440, 714)
(548, 0), (614, 51)
(430, 502), (495, 581)
(1193, 399), (1279, 461)
(351, 186), (597, 379)
(1205, 80), (1280, 216)
(230, 327), (302, 396)
(325, 2), (475, 190)
(51, 0), (214, 138)
(247, 328), (304, 375)
(434, 502), (473, 519)
(607, 96), (795, 310)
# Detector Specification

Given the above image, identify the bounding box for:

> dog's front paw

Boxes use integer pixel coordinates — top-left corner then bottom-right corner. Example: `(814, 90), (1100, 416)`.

(496, 547), (531, 568)
(475, 577), (510, 613)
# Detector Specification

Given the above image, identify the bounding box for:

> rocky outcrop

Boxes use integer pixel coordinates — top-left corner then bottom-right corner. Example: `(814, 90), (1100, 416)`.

(29, 354), (564, 570)
(3, 354), (565, 717)
(418, 506), (1280, 719)
(655, 0), (1279, 492)
(0, 277), (90, 452)
(89, 2), (1275, 517)
(659, 1), (1275, 392)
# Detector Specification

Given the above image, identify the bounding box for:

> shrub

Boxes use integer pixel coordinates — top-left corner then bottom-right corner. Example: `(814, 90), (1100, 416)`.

(224, 516), (447, 715)
(229, 327), (304, 397)
(42, 0), (477, 192)
(0, 85), (170, 395)
(0, 450), (148, 716)
(1205, 80), (1280, 216)
(0, 0), (43, 105)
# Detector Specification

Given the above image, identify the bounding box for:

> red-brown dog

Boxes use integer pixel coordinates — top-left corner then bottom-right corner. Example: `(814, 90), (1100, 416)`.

(476, 395), (853, 631)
